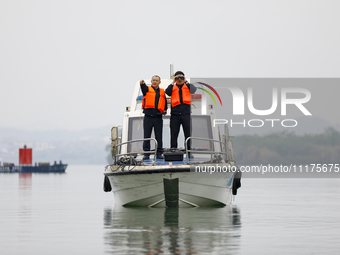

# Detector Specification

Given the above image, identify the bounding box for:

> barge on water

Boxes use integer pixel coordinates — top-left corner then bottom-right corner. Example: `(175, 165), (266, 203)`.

(0, 145), (67, 173)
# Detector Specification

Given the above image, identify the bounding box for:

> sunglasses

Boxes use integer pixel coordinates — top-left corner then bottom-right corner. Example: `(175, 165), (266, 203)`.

(175, 76), (185, 81)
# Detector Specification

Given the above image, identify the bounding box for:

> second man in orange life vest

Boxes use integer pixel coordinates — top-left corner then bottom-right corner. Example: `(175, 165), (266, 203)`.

(165, 71), (196, 157)
(140, 75), (167, 160)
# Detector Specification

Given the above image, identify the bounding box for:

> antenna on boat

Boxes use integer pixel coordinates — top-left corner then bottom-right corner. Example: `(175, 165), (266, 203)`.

(170, 64), (174, 79)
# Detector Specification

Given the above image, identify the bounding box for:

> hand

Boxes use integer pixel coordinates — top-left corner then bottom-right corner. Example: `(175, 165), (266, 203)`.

(171, 78), (176, 85)
(140, 80), (145, 85)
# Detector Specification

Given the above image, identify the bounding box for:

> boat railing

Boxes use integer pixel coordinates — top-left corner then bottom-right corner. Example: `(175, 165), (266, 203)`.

(114, 138), (158, 166)
(114, 137), (228, 165)
(185, 137), (228, 164)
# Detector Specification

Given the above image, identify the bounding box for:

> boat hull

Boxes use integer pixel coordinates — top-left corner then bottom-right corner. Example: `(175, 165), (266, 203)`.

(105, 164), (235, 207)
(21, 164), (67, 173)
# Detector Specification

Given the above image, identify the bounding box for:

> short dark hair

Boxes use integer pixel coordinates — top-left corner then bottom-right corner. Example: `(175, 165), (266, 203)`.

(152, 75), (161, 80)
(174, 71), (185, 76)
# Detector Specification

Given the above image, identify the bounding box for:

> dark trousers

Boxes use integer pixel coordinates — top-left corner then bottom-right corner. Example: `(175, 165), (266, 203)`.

(143, 115), (163, 155)
(170, 114), (191, 150)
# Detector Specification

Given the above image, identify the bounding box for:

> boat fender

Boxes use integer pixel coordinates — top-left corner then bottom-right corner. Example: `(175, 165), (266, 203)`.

(103, 176), (112, 192)
(232, 170), (242, 195)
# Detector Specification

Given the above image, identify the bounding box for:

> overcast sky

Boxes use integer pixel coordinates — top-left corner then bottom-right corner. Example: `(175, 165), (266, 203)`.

(1, 0), (339, 131)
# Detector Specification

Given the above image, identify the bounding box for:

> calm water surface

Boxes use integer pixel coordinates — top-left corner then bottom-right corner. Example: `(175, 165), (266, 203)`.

(0, 165), (339, 254)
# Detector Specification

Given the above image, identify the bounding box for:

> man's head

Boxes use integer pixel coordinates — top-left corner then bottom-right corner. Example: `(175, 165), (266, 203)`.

(151, 75), (161, 88)
(174, 71), (186, 85)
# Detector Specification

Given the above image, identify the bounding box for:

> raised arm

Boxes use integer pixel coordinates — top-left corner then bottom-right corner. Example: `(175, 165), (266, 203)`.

(140, 80), (148, 96)
(165, 84), (173, 96)
(188, 82), (197, 94)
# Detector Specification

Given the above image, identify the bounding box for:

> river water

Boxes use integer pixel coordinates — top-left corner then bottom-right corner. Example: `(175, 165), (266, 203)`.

(1, 165), (339, 254)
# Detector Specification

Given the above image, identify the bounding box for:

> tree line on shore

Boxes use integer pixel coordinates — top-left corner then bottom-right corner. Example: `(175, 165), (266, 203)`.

(233, 127), (340, 166)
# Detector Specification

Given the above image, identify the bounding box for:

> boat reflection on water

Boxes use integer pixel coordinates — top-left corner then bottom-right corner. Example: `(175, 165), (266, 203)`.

(103, 206), (241, 254)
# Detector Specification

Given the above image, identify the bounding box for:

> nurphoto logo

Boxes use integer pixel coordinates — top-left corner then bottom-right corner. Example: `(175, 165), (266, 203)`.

(212, 86), (311, 128)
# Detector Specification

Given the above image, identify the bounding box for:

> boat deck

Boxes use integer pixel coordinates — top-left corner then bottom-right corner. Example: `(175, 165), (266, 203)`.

(137, 156), (207, 165)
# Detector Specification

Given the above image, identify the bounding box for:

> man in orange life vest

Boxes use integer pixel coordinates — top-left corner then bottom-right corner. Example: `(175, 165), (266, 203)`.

(140, 75), (167, 160)
(165, 71), (196, 156)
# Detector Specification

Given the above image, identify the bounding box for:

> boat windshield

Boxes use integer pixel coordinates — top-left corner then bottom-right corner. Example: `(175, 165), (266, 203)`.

(127, 115), (213, 153)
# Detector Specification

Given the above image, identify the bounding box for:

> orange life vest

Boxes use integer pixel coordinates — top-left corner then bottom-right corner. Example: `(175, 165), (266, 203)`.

(171, 84), (191, 107)
(142, 86), (166, 112)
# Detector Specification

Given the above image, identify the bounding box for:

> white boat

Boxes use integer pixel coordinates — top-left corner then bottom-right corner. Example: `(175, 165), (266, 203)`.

(104, 74), (241, 207)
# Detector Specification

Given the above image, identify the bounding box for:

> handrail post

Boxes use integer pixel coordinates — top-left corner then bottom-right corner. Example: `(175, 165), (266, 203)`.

(114, 145), (117, 164)
(185, 137), (190, 163)
(152, 140), (158, 166)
